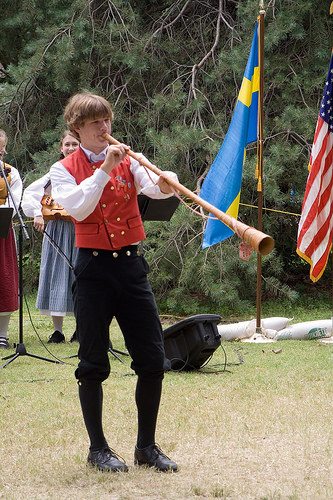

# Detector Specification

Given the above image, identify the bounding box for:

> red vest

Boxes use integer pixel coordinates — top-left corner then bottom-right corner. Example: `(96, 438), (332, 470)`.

(61, 148), (146, 250)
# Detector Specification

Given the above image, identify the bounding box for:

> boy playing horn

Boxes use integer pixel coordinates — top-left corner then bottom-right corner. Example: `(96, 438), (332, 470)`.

(50, 92), (178, 473)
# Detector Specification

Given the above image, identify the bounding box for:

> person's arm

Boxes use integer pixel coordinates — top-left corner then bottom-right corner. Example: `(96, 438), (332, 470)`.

(2, 166), (23, 216)
(22, 173), (52, 233)
(130, 156), (178, 199)
(50, 161), (111, 221)
(22, 173), (50, 218)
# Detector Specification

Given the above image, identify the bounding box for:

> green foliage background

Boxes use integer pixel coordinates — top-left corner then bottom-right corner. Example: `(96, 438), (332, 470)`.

(1, 0), (332, 314)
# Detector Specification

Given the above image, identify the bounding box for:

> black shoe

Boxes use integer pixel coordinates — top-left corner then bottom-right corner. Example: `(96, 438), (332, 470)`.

(47, 330), (65, 344)
(87, 447), (128, 472)
(134, 444), (178, 472)
(70, 331), (78, 342)
(0, 337), (10, 349)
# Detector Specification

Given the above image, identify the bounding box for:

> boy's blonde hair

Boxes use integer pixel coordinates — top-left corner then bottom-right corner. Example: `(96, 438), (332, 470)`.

(64, 93), (114, 139)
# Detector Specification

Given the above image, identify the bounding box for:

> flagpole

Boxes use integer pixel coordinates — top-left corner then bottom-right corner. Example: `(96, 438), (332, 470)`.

(256, 3), (265, 334)
(246, 2), (275, 341)
(320, 1), (333, 343)
(328, 3), (333, 342)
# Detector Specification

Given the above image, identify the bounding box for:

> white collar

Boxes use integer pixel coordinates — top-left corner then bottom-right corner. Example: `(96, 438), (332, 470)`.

(80, 145), (109, 163)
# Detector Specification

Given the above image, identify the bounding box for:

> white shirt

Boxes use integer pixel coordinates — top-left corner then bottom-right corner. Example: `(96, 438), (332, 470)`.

(22, 172), (51, 218)
(50, 148), (177, 222)
(0, 164), (23, 217)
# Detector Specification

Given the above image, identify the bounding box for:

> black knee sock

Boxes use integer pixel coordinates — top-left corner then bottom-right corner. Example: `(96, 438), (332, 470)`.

(136, 376), (163, 449)
(78, 380), (108, 452)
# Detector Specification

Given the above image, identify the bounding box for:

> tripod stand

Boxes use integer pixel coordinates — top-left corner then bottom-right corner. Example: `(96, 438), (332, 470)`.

(65, 338), (129, 363)
(0, 160), (60, 368)
(109, 340), (128, 363)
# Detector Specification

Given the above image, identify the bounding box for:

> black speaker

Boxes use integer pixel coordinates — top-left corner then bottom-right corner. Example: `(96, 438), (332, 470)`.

(163, 314), (221, 371)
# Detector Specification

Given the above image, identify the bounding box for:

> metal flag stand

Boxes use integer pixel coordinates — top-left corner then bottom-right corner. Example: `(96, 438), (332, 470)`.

(319, 1), (333, 344)
(244, 1), (275, 343)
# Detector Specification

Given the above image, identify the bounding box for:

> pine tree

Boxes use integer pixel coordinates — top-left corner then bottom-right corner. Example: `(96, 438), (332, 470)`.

(0, 0), (332, 310)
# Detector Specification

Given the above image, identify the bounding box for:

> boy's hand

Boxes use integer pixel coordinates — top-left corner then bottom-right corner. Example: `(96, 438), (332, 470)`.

(101, 144), (130, 175)
(157, 173), (177, 194)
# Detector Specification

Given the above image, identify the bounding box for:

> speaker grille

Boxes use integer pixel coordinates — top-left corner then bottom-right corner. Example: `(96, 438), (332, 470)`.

(163, 314), (221, 370)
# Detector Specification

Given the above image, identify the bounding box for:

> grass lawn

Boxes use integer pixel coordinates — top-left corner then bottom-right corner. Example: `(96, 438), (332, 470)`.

(0, 296), (332, 499)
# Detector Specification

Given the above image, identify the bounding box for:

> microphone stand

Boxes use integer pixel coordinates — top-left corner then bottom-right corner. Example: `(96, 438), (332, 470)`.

(108, 340), (128, 363)
(65, 339), (128, 363)
(0, 157), (60, 367)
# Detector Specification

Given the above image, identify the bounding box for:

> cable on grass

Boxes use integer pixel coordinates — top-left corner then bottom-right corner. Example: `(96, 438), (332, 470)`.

(166, 342), (231, 374)
(23, 295), (74, 366)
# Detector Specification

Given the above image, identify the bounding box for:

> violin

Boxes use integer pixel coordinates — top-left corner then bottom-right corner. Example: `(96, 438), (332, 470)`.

(41, 194), (72, 221)
(0, 166), (11, 178)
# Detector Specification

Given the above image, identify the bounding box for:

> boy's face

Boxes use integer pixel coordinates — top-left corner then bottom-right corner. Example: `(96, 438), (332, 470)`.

(75, 117), (111, 153)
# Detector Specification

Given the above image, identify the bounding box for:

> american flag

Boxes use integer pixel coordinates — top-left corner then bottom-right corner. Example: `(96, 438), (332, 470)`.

(296, 54), (333, 282)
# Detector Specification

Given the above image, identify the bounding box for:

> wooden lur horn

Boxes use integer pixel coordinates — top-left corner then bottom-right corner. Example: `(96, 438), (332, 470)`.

(102, 132), (275, 255)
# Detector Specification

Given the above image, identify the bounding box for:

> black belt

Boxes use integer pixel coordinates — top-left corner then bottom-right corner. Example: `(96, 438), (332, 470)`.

(80, 245), (138, 259)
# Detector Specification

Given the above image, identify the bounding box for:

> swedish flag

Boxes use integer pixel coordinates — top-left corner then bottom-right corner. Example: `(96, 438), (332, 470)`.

(200, 23), (259, 249)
